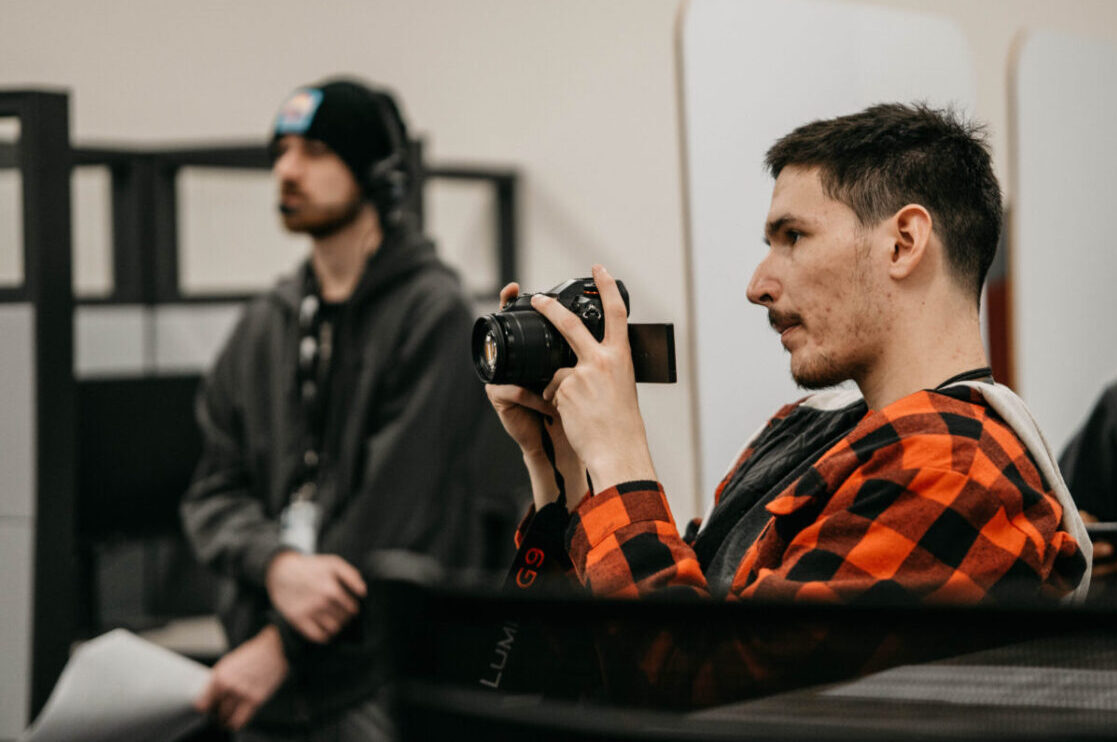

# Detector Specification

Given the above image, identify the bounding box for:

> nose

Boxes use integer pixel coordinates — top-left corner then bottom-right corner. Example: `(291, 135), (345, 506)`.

(746, 250), (780, 307)
(272, 147), (302, 182)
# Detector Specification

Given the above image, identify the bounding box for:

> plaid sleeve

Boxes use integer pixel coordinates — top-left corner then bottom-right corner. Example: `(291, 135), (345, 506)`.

(566, 481), (708, 598)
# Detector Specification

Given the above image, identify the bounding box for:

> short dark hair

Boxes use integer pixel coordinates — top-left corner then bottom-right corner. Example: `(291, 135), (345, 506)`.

(765, 103), (1002, 301)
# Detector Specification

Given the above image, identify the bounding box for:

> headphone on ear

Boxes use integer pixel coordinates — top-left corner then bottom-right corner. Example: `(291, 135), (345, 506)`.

(364, 93), (412, 224)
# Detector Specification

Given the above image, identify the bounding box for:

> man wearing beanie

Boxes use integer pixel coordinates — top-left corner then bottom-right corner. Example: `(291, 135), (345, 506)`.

(181, 78), (525, 739)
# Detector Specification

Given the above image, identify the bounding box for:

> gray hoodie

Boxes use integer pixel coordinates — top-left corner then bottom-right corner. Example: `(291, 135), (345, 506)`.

(181, 226), (527, 723)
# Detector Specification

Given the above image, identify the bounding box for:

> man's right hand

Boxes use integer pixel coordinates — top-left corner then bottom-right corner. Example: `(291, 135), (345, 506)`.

(484, 283), (559, 455)
(485, 282), (588, 512)
(194, 625), (288, 730)
(265, 551), (367, 643)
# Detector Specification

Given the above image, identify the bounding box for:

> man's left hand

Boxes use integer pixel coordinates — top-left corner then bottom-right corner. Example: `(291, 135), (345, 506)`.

(535, 264), (657, 492)
(193, 625), (289, 731)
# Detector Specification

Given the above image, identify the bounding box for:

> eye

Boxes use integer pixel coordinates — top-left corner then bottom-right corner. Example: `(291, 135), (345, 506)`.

(304, 140), (331, 157)
(786, 229), (802, 246)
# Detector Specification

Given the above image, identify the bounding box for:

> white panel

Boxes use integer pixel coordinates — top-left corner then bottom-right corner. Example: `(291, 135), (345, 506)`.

(0, 305), (35, 519)
(177, 168), (305, 295)
(72, 167), (114, 298)
(0, 118), (20, 288)
(0, 171), (21, 289)
(154, 303), (243, 372)
(426, 179), (498, 297)
(74, 305), (148, 377)
(1013, 30), (1117, 454)
(680, 0), (975, 504)
(0, 519), (33, 737)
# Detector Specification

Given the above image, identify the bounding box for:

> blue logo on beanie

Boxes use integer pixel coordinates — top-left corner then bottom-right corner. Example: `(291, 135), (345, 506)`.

(274, 89), (324, 135)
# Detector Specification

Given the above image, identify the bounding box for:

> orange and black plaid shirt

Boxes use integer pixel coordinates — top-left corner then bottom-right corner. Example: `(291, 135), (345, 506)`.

(568, 385), (1084, 602)
(513, 384), (1087, 706)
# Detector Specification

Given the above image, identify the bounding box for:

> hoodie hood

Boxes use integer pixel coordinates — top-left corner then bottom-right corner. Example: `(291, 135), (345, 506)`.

(271, 225), (446, 313)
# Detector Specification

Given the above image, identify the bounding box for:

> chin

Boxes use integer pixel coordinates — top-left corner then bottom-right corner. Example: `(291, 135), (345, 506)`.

(281, 212), (335, 237)
(790, 353), (852, 390)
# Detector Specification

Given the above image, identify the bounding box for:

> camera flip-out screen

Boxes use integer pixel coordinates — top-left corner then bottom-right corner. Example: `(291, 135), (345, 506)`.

(628, 323), (676, 384)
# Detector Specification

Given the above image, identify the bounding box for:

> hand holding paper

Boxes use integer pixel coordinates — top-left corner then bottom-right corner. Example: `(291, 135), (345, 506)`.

(193, 625), (289, 730)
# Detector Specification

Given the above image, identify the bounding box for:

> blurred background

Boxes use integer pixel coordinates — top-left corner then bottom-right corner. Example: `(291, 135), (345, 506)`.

(2, 0), (1116, 737)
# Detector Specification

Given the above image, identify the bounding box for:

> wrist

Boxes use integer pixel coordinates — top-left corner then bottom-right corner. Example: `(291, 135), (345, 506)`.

(255, 624), (291, 676)
(257, 624), (286, 655)
(553, 458), (589, 511)
(265, 548), (299, 588)
(522, 448), (550, 468)
(586, 448), (657, 495)
(523, 451), (561, 509)
(257, 623), (282, 646)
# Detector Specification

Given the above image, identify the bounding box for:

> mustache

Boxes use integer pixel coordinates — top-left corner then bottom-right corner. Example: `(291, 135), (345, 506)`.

(279, 182), (306, 215)
(280, 182), (305, 199)
(768, 309), (803, 332)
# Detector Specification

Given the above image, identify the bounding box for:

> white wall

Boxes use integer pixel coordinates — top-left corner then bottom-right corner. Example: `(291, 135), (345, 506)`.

(1012, 30), (1117, 454)
(680, 0), (977, 506)
(2, 0), (1116, 525)
(0, 306), (36, 739)
(855, 0), (1117, 192)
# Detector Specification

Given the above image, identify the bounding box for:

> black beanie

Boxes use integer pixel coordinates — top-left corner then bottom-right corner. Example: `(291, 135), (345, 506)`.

(270, 78), (408, 197)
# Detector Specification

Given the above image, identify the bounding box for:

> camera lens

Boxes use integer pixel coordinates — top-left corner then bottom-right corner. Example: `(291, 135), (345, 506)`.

(471, 311), (571, 388)
(481, 328), (500, 377)
(472, 317), (505, 383)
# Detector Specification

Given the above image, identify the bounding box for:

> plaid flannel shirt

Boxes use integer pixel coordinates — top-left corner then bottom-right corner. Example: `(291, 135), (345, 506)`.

(514, 385), (1087, 706)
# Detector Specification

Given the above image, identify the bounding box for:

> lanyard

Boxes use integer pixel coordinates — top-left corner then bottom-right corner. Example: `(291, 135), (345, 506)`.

(293, 271), (339, 502)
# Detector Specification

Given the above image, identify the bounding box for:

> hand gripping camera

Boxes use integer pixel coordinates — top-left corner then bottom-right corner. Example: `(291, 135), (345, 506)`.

(471, 277), (676, 392)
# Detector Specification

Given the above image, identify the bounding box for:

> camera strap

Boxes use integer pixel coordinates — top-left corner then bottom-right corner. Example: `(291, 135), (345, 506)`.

(934, 366), (994, 389)
(490, 468), (603, 698)
(539, 421), (567, 502)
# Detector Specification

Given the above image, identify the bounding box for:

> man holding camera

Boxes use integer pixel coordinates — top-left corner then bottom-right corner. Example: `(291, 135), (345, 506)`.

(486, 103), (1090, 704)
(181, 78), (524, 739)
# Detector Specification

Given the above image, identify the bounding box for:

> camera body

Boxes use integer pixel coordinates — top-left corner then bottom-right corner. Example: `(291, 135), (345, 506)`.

(472, 278), (627, 391)
(472, 277), (675, 392)
(501, 277), (629, 328)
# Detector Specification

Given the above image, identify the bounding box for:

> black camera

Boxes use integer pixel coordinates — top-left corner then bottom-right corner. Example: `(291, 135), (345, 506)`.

(471, 277), (676, 391)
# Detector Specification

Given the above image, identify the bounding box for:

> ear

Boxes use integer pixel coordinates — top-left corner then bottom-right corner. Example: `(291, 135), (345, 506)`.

(887, 204), (933, 280)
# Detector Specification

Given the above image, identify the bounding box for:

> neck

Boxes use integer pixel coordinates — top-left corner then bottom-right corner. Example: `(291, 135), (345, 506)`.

(856, 294), (989, 410)
(310, 205), (383, 302)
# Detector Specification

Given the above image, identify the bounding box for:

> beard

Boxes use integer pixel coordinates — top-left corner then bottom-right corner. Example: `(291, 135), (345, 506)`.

(782, 240), (879, 391)
(279, 192), (364, 239)
(769, 309), (858, 389)
(789, 345), (869, 390)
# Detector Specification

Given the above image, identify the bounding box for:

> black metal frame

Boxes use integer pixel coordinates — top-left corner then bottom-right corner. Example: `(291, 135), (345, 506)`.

(67, 140), (519, 306)
(0, 90), (77, 720)
(427, 161), (519, 303)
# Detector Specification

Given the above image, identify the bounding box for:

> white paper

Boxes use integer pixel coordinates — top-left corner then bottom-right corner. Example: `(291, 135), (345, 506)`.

(20, 629), (211, 742)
